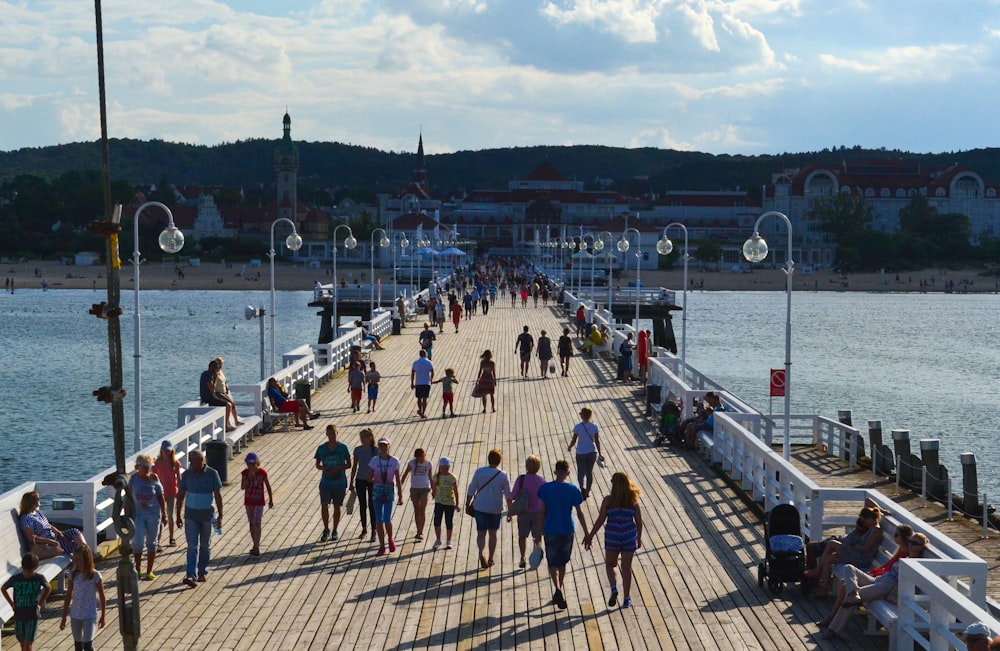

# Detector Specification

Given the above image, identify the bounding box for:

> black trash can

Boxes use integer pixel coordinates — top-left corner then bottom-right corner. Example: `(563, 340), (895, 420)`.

(294, 379), (312, 410)
(646, 384), (662, 406)
(204, 441), (229, 485)
(392, 318), (402, 335)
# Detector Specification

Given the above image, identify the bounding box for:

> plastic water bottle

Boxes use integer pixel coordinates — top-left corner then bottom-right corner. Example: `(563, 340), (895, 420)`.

(213, 518), (223, 536)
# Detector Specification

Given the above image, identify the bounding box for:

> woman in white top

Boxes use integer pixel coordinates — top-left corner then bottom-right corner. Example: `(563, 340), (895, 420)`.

(568, 407), (603, 499)
(400, 448), (434, 542)
(465, 448), (512, 568)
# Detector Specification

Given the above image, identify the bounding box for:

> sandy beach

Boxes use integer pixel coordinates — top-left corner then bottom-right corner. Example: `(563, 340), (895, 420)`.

(3, 258), (998, 294)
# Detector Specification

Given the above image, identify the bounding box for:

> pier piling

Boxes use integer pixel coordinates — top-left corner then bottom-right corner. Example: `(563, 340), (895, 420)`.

(961, 452), (981, 516)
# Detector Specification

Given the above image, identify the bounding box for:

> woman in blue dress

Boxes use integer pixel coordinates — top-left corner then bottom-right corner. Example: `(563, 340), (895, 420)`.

(584, 472), (643, 609)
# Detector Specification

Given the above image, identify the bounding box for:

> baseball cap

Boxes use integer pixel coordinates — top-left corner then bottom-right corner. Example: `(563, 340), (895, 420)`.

(161, 440), (173, 450)
(966, 623), (992, 637)
(439, 457), (452, 466)
(245, 452), (259, 464)
(135, 457), (152, 468)
(377, 437), (390, 446)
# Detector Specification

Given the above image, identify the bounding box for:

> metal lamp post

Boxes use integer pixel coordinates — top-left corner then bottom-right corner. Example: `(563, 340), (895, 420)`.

(332, 224), (357, 337)
(131, 201), (184, 453)
(617, 227), (641, 330)
(369, 228), (390, 318)
(597, 231), (612, 310)
(268, 217), (303, 377)
(742, 210), (795, 460)
(393, 232), (410, 305)
(656, 223), (689, 371)
(415, 235), (430, 292)
(581, 233), (598, 299)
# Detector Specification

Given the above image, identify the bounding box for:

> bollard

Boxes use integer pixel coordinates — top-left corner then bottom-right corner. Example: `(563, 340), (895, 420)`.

(919, 439), (943, 499)
(869, 420), (890, 475)
(921, 465), (927, 508)
(892, 430), (915, 487)
(984, 494), (990, 539)
(895, 455), (902, 495)
(947, 477), (954, 521)
(961, 453), (980, 517)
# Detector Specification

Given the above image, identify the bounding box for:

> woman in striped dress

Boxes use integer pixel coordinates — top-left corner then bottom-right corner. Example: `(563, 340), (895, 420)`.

(584, 472), (643, 608)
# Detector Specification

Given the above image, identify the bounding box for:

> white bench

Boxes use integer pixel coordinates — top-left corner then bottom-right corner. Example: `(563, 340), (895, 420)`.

(0, 502), (73, 628)
(180, 400), (261, 455)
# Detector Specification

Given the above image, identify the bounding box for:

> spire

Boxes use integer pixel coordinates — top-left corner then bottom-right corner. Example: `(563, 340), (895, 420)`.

(413, 131), (428, 191)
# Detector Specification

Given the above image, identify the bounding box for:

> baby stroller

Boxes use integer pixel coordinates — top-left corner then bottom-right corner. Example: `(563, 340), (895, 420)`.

(654, 401), (682, 446)
(757, 503), (806, 594)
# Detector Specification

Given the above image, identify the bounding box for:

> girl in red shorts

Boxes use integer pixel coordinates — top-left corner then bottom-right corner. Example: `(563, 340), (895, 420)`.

(241, 452), (274, 556)
(432, 368), (459, 418)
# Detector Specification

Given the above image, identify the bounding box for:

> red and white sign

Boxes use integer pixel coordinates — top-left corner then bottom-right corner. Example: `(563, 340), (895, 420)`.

(769, 369), (786, 397)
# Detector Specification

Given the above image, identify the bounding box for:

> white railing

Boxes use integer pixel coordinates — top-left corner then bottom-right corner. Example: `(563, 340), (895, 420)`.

(897, 562), (1000, 651)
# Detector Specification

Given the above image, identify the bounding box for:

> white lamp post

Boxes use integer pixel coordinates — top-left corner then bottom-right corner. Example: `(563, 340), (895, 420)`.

(742, 210), (795, 461)
(332, 224), (357, 336)
(656, 223), (689, 371)
(369, 228), (390, 318)
(598, 231), (612, 310)
(618, 227), (641, 330)
(581, 233), (598, 299)
(131, 201), (184, 453)
(393, 232), (410, 305)
(268, 218), (303, 377)
(415, 235), (430, 292)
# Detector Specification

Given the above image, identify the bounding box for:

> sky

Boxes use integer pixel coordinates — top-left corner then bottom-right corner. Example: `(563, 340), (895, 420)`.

(2, 0), (1000, 156)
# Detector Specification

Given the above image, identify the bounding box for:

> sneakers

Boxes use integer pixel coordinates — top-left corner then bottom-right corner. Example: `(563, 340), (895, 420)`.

(445, 542), (453, 549)
(145, 572), (157, 582)
(608, 587), (619, 607)
(302, 424), (313, 430)
(320, 529), (330, 542)
(552, 589), (568, 610)
(359, 528), (367, 539)
(432, 539), (442, 550)
(518, 559), (526, 569)
(388, 539), (397, 552)
(622, 598), (633, 608)
(376, 546), (386, 556)
(331, 531), (339, 541)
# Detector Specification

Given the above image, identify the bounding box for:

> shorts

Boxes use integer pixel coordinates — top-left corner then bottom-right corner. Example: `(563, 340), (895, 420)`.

(474, 510), (502, 532)
(442, 392), (454, 405)
(14, 619), (39, 643)
(279, 401), (300, 413)
(350, 388), (363, 402)
(367, 385), (379, 400)
(544, 533), (575, 568)
(415, 385), (430, 399)
(517, 512), (541, 539)
(372, 484), (395, 524)
(244, 504), (264, 524)
(319, 486), (346, 507)
(519, 351), (531, 363)
(206, 396), (229, 407)
(410, 487), (431, 503)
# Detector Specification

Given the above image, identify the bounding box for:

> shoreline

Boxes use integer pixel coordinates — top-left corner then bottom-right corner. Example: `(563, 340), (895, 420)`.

(4, 259), (999, 294)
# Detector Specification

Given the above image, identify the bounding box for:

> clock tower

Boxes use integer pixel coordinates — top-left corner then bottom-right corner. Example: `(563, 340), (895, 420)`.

(275, 112), (299, 225)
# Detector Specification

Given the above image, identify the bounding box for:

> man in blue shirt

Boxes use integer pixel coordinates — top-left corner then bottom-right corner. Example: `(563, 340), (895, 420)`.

(175, 449), (223, 587)
(315, 424), (352, 542)
(538, 460), (589, 610)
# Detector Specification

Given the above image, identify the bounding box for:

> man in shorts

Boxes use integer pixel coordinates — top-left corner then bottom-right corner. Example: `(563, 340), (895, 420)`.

(537, 459), (589, 610)
(314, 424), (351, 542)
(410, 349), (435, 418)
(515, 325), (534, 377)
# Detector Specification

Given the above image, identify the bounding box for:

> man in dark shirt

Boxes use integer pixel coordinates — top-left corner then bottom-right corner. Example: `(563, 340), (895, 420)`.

(199, 359), (239, 432)
(515, 325), (534, 377)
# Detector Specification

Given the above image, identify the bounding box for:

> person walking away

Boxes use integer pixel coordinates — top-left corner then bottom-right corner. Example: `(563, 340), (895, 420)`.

(515, 326), (534, 378)
(508, 455), (546, 569)
(410, 349), (435, 418)
(584, 471), (643, 608)
(400, 448), (433, 541)
(368, 437), (404, 556)
(474, 350), (497, 413)
(2, 553), (51, 651)
(449, 299), (463, 333)
(537, 330), (553, 378)
(128, 454), (167, 580)
(175, 449), (223, 587)
(60, 546), (105, 651)
(436, 299), (446, 333)
(396, 295), (407, 328)
(465, 449), (512, 569)
(349, 428), (379, 542)
(619, 332), (635, 382)
(431, 458), (460, 550)
(557, 327), (574, 377)
(241, 452), (273, 556)
(568, 407), (603, 499)
(537, 460), (589, 610)
(315, 424), (351, 542)
(154, 440), (182, 547)
(432, 367), (459, 417)
(365, 361), (381, 413)
(575, 305), (587, 338)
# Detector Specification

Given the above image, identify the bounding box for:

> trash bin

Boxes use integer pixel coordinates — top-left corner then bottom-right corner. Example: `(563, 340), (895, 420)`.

(392, 318), (402, 335)
(294, 379), (312, 410)
(204, 441), (229, 485)
(646, 384), (662, 406)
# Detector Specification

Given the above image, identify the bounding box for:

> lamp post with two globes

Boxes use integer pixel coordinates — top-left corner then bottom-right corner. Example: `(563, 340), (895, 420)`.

(742, 210), (795, 460)
(392, 232), (410, 306)
(617, 227), (641, 330)
(131, 201), (184, 453)
(268, 218), (303, 377)
(332, 224), (357, 336)
(656, 223), (689, 371)
(370, 228), (390, 317)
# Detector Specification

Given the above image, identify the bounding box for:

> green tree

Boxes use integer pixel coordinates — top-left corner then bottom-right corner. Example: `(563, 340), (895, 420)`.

(694, 241), (723, 268)
(810, 193), (878, 265)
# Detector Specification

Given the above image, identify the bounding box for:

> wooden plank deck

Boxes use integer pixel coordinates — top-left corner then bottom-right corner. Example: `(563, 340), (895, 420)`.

(20, 299), (880, 650)
(789, 447), (1000, 603)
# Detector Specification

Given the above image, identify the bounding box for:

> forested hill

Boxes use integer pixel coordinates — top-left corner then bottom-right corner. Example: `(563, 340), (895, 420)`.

(3, 139), (1000, 197)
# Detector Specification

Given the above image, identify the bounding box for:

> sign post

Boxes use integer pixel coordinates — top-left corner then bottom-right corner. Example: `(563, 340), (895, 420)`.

(769, 369), (785, 444)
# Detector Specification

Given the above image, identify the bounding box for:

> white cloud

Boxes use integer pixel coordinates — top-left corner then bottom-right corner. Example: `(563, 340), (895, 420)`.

(819, 44), (980, 83)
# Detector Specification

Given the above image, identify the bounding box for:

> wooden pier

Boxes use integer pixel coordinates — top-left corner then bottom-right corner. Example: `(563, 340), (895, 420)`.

(24, 301), (884, 650)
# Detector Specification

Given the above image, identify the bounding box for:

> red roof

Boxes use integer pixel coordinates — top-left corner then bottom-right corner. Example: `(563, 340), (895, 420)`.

(526, 160), (567, 182)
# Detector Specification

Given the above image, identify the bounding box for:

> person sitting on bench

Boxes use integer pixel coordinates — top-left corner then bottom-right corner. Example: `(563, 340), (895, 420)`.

(682, 392), (725, 449)
(266, 378), (316, 430)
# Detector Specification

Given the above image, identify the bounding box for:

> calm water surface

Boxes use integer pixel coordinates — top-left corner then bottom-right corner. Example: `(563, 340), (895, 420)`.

(1, 288), (997, 498)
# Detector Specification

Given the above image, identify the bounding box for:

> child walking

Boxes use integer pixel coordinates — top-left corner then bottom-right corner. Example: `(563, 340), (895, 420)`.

(347, 360), (365, 412)
(154, 440), (182, 547)
(430, 457), (460, 550)
(400, 449), (433, 541)
(432, 368), (459, 418)
(365, 361), (381, 413)
(241, 452), (274, 556)
(583, 471), (643, 609)
(60, 546), (106, 651)
(2, 553), (51, 651)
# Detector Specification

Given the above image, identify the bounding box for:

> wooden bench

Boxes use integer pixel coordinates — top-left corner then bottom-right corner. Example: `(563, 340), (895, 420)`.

(0, 506), (72, 627)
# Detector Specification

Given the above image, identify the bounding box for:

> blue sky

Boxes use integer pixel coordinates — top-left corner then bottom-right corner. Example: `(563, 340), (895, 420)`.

(2, 0), (999, 155)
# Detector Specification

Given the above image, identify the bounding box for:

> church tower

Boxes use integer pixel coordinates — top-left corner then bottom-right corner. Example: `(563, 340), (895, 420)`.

(275, 112), (299, 226)
(412, 132), (429, 194)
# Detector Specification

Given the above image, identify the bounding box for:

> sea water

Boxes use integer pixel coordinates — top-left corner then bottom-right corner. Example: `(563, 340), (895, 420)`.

(1, 288), (998, 499)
